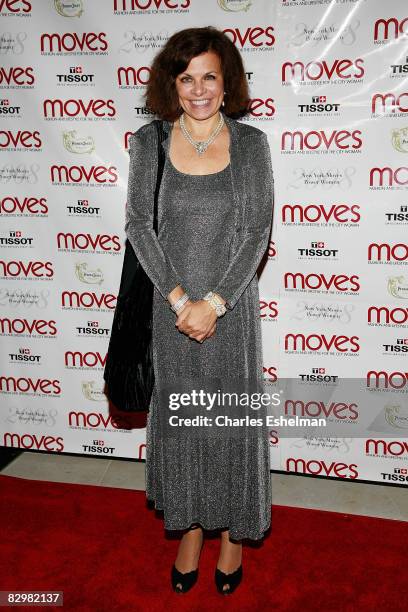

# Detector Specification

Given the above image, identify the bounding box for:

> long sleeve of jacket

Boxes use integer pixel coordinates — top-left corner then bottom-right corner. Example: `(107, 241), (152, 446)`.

(124, 127), (182, 301)
(212, 131), (274, 310)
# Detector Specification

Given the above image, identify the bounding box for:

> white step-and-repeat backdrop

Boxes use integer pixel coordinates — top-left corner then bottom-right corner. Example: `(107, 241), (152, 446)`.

(1, 0), (407, 486)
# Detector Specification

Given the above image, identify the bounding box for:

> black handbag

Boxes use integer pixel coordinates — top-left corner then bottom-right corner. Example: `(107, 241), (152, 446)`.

(103, 119), (166, 412)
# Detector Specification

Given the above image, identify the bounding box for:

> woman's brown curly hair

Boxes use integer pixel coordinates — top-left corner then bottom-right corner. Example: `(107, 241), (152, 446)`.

(144, 26), (250, 121)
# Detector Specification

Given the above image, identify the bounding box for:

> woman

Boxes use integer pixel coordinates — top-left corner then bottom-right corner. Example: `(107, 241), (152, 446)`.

(125, 26), (274, 594)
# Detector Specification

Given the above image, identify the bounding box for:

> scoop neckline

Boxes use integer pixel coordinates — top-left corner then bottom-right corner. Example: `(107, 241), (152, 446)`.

(167, 154), (231, 177)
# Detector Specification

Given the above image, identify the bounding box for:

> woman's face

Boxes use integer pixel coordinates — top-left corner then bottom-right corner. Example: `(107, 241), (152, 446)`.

(175, 50), (225, 121)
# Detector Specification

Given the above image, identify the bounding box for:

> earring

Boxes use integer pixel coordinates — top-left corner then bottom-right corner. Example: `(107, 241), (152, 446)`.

(222, 91), (227, 107)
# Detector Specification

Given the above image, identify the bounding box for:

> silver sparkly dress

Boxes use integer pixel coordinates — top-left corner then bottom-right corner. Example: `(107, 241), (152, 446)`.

(140, 130), (272, 541)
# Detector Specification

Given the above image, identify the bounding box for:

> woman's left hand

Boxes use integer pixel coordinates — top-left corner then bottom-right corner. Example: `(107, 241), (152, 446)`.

(175, 300), (218, 343)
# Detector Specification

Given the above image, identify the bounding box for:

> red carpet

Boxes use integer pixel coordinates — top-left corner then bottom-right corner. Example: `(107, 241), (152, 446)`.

(0, 473), (406, 611)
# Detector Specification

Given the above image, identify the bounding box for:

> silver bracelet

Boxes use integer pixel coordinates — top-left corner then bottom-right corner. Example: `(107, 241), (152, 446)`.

(170, 292), (190, 313)
(203, 291), (227, 317)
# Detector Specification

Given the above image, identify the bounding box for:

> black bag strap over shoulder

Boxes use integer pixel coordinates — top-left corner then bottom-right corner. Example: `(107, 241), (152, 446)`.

(153, 119), (166, 234)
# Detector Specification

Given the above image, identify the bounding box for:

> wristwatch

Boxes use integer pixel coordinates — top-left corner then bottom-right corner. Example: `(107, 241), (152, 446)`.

(203, 291), (227, 317)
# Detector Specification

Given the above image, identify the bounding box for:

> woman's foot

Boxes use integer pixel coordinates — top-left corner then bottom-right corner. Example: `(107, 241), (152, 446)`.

(173, 524), (204, 591)
(216, 529), (242, 593)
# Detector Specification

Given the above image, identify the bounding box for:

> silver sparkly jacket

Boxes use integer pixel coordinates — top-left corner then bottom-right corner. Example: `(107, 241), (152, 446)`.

(124, 112), (274, 311)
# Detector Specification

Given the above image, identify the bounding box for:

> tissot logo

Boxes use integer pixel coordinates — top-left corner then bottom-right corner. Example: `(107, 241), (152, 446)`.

(69, 412), (120, 429)
(133, 106), (155, 117)
(64, 350), (107, 368)
(113, 0), (190, 11)
(368, 306), (408, 326)
(281, 58), (364, 83)
(386, 205), (408, 223)
(381, 469), (408, 483)
(0, 99), (21, 115)
(82, 440), (115, 455)
(0, 196), (48, 215)
(366, 439), (408, 456)
(0, 67), (34, 86)
(67, 199), (100, 216)
(368, 242), (408, 263)
(10, 348), (41, 363)
(223, 27), (275, 49)
(0, 318), (57, 336)
(284, 273), (360, 293)
(3, 433), (64, 451)
(50, 165), (118, 185)
(298, 242), (339, 258)
(281, 129), (362, 152)
(374, 17), (408, 42)
(371, 92), (408, 115)
(383, 338), (408, 353)
(298, 96), (340, 114)
(0, 130), (41, 149)
(0, 0), (31, 13)
(286, 458), (358, 479)
(40, 32), (108, 54)
(391, 56), (408, 76)
(299, 368), (339, 383)
(57, 233), (121, 252)
(282, 203), (360, 224)
(367, 370), (408, 389)
(0, 375), (61, 395)
(76, 321), (109, 336)
(285, 333), (360, 353)
(43, 98), (116, 119)
(0, 230), (33, 246)
(117, 66), (150, 87)
(0, 260), (54, 279)
(370, 166), (408, 188)
(56, 67), (95, 85)
(61, 291), (117, 310)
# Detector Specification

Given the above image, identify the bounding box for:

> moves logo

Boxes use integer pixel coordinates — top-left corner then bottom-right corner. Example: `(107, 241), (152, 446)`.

(285, 333), (360, 353)
(371, 92), (408, 115)
(284, 273), (360, 293)
(0, 375), (61, 395)
(0, 67), (34, 86)
(223, 26), (275, 49)
(0, 0), (31, 13)
(50, 165), (118, 184)
(281, 129), (362, 152)
(43, 98), (116, 119)
(374, 17), (408, 42)
(286, 458), (358, 479)
(57, 232), (121, 252)
(2, 433), (64, 451)
(366, 439), (408, 456)
(40, 32), (108, 54)
(282, 58), (364, 83)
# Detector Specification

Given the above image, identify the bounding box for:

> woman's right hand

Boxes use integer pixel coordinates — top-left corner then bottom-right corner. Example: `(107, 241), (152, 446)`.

(176, 300), (217, 342)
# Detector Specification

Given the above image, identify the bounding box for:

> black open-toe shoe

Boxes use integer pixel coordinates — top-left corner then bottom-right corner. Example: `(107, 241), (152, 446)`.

(215, 564), (243, 595)
(171, 524), (202, 593)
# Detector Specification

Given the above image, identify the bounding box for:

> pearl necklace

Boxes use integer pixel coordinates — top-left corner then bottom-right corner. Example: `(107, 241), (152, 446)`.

(179, 111), (225, 156)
